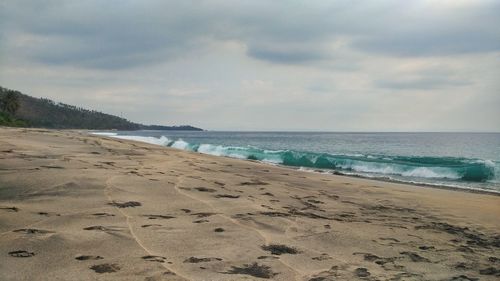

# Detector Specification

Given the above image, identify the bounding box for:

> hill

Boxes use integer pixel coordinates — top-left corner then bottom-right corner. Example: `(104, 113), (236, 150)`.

(0, 86), (202, 131)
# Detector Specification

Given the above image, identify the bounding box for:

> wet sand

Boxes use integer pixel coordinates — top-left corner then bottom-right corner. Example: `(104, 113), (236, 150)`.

(0, 128), (499, 281)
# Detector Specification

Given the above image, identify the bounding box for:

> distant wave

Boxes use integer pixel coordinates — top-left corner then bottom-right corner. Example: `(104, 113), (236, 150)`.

(111, 135), (171, 146)
(91, 132), (118, 136)
(94, 133), (498, 185)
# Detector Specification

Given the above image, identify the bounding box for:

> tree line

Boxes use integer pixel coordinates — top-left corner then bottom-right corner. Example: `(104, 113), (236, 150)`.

(0, 86), (202, 131)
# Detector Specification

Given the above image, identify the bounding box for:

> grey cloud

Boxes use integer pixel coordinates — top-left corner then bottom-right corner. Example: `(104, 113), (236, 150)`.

(246, 43), (330, 64)
(353, 1), (500, 56)
(0, 1), (359, 69)
(375, 65), (473, 90)
(1, 1), (216, 69)
(376, 77), (471, 90)
(355, 27), (500, 57)
(1, 0), (499, 69)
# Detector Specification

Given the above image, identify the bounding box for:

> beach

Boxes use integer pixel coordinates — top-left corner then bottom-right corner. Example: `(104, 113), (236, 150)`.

(0, 128), (499, 281)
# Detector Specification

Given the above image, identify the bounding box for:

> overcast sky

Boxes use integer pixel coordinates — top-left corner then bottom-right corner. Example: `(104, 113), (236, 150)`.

(1, 0), (499, 131)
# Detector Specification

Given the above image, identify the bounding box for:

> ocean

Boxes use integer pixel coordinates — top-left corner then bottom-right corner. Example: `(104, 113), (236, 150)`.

(94, 131), (500, 193)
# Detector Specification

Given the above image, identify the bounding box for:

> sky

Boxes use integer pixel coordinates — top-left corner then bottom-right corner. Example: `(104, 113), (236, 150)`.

(0, 0), (499, 131)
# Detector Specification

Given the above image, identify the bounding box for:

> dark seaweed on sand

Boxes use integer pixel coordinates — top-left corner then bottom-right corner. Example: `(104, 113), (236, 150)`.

(8, 250), (35, 258)
(0, 206), (19, 212)
(184, 257), (222, 263)
(214, 194), (240, 198)
(194, 187), (216, 192)
(240, 180), (269, 186)
(261, 244), (300, 255)
(108, 201), (141, 208)
(225, 262), (277, 279)
(75, 255), (103, 261)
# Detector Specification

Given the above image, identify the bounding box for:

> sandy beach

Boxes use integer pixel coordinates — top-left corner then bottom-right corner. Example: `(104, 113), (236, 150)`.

(0, 128), (499, 281)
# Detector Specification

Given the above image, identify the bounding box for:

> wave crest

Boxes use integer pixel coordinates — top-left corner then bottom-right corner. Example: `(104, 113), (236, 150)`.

(100, 133), (497, 183)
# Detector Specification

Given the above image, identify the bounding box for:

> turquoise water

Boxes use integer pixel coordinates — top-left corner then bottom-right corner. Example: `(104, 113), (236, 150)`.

(95, 131), (500, 193)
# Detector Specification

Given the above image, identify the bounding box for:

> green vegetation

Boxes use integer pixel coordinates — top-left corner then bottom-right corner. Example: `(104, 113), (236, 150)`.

(0, 111), (27, 127)
(1, 91), (20, 115)
(0, 90), (25, 127)
(0, 86), (202, 130)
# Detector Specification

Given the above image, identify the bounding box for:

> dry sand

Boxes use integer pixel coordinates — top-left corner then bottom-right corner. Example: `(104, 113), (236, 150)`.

(0, 128), (499, 281)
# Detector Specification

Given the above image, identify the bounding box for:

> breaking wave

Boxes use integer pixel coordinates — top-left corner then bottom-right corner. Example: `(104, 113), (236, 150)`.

(94, 133), (498, 185)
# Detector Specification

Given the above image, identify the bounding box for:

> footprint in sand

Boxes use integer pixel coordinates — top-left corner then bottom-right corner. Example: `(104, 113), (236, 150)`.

(400, 251), (430, 262)
(142, 255), (167, 263)
(108, 201), (142, 208)
(479, 267), (500, 276)
(75, 255), (104, 261)
(312, 253), (332, 261)
(214, 194), (240, 199)
(40, 165), (65, 169)
(261, 244), (300, 255)
(354, 267), (371, 278)
(193, 219), (209, 224)
(9, 250), (35, 258)
(224, 262), (277, 279)
(141, 224), (162, 228)
(448, 275), (479, 281)
(353, 252), (396, 265)
(92, 213), (115, 217)
(258, 211), (290, 218)
(0, 206), (19, 212)
(13, 228), (52, 234)
(194, 187), (216, 192)
(83, 225), (122, 232)
(183, 257), (222, 263)
(143, 214), (175, 220)
(379, 237), (400, 243)
(191, 212), (217, 218)
(90, 263), (121, 273)
(308, 266), (339, 281)
(240, 180), (269, 186)
(488, 256), (499, 263)
(257, 256), (279, 260)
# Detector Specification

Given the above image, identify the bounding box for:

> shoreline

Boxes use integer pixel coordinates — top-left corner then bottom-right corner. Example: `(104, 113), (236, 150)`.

(303, 167), (500, 197)
(96, 132), (500, 197)
(1, 128), (499, 280)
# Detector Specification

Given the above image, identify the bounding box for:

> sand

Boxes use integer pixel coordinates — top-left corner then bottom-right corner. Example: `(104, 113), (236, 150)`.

(0, 127), (499, 281)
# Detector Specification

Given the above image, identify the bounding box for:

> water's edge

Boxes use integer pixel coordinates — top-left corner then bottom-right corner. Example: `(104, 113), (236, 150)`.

(91, 132), (500, 196)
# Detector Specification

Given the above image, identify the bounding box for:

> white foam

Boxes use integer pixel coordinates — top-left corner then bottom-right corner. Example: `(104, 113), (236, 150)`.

(340, 163), (460, 180)
(197, 144), (224, 156)
(170, 139), (190, 150)
(111, 135), (171, 146)
(346, 164), (398, 175)
(92, 132), (118, 136)
(261, 157), (282, 164)
(402, 167), (459, 179)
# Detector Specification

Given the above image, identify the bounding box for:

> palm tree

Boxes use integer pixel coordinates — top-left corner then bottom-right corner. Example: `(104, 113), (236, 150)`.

(1, 92), (20, 115)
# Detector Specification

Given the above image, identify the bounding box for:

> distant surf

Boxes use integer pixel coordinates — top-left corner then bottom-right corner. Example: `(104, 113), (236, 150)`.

(92, 131), (500, 193)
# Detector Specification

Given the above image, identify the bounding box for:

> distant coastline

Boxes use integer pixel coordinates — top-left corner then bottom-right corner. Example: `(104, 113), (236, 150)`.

(0, 86), (203, 131)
